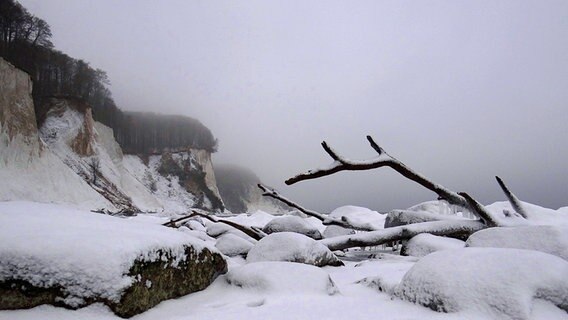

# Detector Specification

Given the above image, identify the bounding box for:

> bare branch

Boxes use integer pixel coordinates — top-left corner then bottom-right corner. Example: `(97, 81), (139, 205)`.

(258, 184), (377, 231)
(495, 176), (528, 219)
(163, 210), (266, 241)
(321, 220), (486, 251)
(285, 136), (505, 225)
(458, 192), (500, 227)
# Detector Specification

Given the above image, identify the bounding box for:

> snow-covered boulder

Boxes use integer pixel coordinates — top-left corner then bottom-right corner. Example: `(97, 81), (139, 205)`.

(225, 261), (339, 295)
(323, 225), (355, 238)
(262, 215), (322, 240)
(215, 233), (254, 257)
(206, 222), (254, 242)
(0, 202), (227, 318)
(246, 232), (343, 267)
(466, 225), (568, 261)
(329, 206), (386, 230)
(401, 234), (465, 257)
(394, 248), (568, 319)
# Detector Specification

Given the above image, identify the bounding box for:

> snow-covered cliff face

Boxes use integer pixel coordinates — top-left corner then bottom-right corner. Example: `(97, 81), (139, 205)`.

(39, 98), (162, 213)
(215, 164), (290, 214)
(0, 58), (113, 209)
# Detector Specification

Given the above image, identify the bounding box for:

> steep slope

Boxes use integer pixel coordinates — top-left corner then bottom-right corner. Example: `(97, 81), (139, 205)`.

(39, 97), (162, 213)
(215, 164), (290, 214)
(0, 58), (113, 209)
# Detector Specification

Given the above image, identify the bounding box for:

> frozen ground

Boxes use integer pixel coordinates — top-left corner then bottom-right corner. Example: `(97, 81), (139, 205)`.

(1, 201), (567, 320)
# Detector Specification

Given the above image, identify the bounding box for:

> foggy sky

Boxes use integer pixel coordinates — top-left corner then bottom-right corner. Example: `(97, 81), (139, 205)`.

(20, 0), (568, 212)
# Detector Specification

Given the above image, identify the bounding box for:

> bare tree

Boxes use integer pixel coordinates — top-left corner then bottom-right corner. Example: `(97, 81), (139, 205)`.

(88, 157), (101, 186)
(258, 136), (531, 251)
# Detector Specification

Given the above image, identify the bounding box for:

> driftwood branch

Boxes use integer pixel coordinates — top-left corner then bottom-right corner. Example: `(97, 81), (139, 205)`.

(321, 220), (486, 251)
(258, 183), (377, 231)
(495, 176), (528, 219)
(285, 135), (502, 225)
(163, 210), (266, 241)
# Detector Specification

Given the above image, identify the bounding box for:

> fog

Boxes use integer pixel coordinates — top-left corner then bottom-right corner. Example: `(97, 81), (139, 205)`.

(20, 0), (568, 212)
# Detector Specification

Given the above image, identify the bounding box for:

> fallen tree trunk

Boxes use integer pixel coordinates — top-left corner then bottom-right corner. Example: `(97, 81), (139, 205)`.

(384, 209), (469, 228)
(321, 220), (486, 251)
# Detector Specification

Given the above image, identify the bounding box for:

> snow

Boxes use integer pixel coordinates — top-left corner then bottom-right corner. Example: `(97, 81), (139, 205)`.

(394, 248), (568, 319)
(0, 201), (216, 305)
(329, 205), (386, 230)
(403, 234), (465, 257)
(263, 215), (322, 239)
(2, 202), (568, 320)
(485, 201), (568, 226)
(225, 261), (339, 295)
(466, 225), (568, 261)
(215, 233), (254, 257)
(246, 232), (343, 267)
(39, 107), (162, 212)
(323, 225), (355, 238)
(224, 210), (276, 228)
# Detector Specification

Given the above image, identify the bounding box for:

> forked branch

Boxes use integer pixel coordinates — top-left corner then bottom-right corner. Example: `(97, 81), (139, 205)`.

(286, 136), (502, 225)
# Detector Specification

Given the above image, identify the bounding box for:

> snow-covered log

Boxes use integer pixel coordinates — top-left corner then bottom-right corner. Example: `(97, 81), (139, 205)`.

(320, 220), (485, 251)
(285, 136), (501, 225)
(384, 209), (467, 228)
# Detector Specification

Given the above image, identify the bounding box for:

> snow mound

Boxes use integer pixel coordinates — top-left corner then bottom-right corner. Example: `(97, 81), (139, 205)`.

(394, 248), (568, 319)
(402, 234), (465, 257)
(485, 201), (568, 226)
(206, 222), (254, 242)
(466, 225), (568, 261)
(247, 232), (343, 267)
(215, 233), (254, 257)
(329, 205), (386, 230)
(323, 225), (355, 238)
(225, 210), (276, 228)
(263, 215), (322, 239)
(0, 201), (218, 305)
(225, 261), (339, 295)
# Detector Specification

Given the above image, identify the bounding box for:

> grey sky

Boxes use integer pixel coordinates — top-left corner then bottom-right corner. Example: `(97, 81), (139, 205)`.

(20, 0), (568, 212)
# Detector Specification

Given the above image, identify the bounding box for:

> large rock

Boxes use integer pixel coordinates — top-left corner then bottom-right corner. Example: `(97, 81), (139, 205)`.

(394, 248), (568, 319)
(247, 232), (343, 267)
(0, 202), (227, 318)
(225, 261), (339, 295)
(401, 233), (465, 257)
(263, 215), (323, 240)
(466, 225), (568, 261)
(215, 233), (254, 257)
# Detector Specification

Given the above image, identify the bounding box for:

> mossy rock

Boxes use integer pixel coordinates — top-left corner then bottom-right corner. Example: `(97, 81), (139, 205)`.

(0, 245), (227, 318)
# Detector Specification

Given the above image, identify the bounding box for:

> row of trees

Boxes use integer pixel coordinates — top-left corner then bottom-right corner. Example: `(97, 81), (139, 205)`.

(1, 0), (217, 153)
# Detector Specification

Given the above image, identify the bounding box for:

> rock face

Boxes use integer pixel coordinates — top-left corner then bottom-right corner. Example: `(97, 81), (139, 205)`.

(214, 164), (290, 214)
(0, 58), (112, 209)
(158, 150), (225, 212)
(39, 98), (161, 213)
